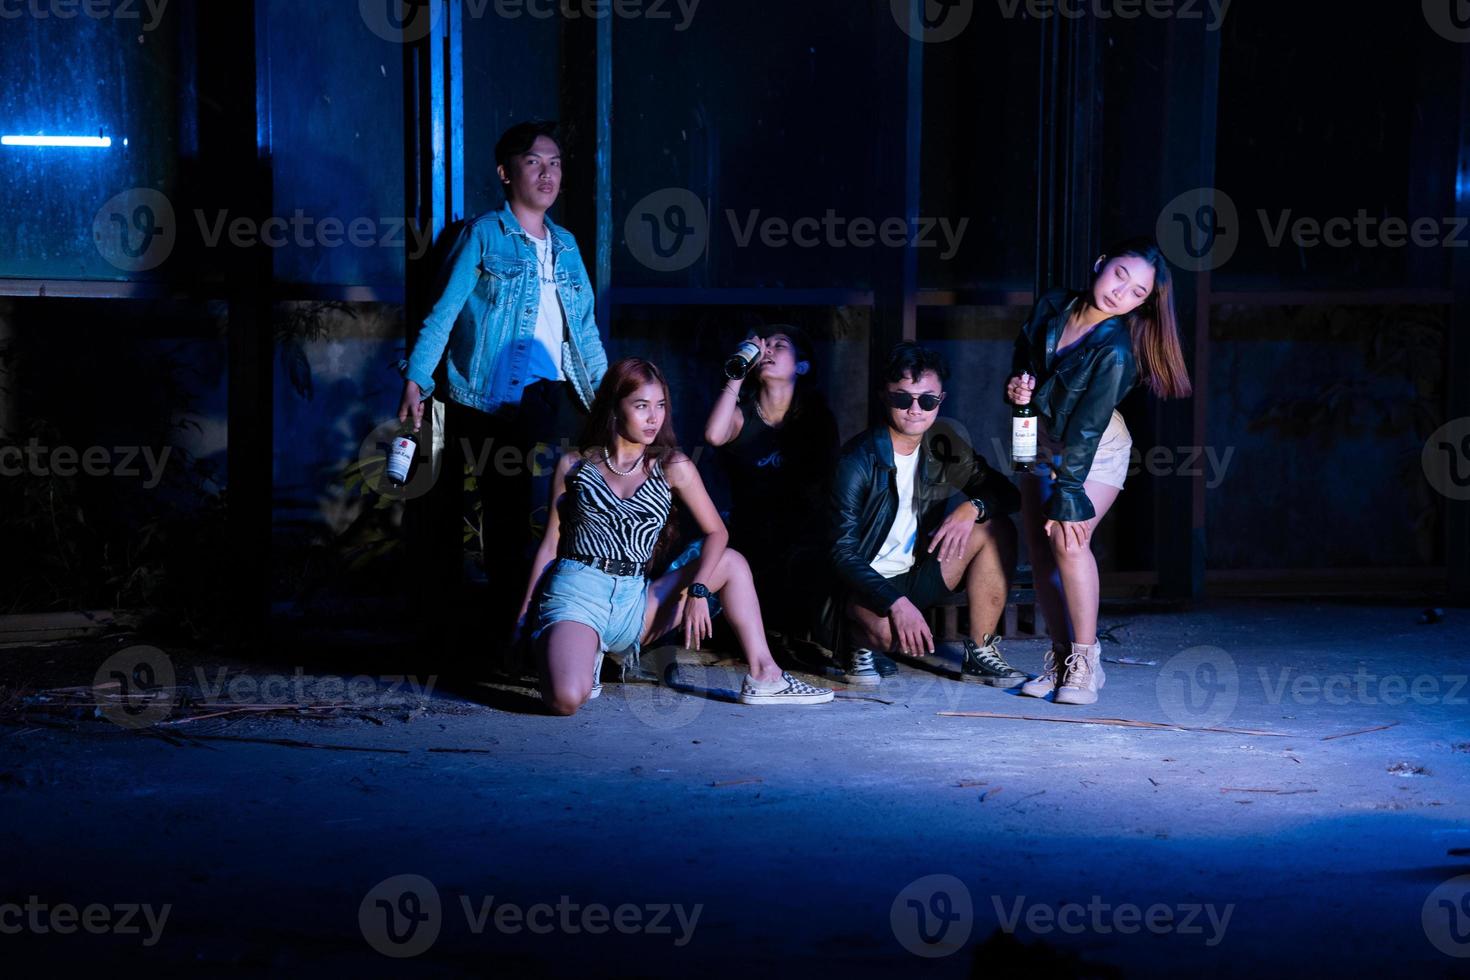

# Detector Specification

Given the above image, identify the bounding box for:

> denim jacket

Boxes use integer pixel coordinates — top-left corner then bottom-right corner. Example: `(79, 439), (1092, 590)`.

(1011, 289), (1138, 523)
(401, 203), (608, 413)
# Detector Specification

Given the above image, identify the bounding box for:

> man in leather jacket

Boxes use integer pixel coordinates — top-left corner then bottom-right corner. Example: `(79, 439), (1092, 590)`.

(826, 343), (1025, 688)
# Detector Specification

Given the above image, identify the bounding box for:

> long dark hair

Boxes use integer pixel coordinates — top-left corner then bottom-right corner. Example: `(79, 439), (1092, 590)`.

(747, 323), (824, 425)
(577, 358), (684, 565)
(1092, 238), (1193, 399)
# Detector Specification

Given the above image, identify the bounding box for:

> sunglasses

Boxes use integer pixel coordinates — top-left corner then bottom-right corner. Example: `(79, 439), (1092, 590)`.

(886, 391), (945, 412)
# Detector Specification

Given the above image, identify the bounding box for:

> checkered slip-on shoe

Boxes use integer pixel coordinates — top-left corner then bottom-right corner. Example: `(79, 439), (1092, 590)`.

(738, 671), (834, 706)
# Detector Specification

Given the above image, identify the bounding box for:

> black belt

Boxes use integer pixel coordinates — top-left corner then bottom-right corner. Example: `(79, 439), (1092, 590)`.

(563, 553), (648, 578)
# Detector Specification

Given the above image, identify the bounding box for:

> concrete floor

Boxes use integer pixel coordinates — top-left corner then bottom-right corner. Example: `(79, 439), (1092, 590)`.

(2, 599), (1469, 977)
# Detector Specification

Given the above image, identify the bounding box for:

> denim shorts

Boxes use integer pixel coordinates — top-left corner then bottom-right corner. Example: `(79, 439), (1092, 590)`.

(533, 558), (649, 655)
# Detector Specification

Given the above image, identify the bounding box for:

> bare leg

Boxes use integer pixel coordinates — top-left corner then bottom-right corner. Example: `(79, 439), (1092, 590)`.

(1020, 473), (1071, 648)
(938, 518), (1017, 643)
(643, 548), (784, 683)
(1047, 480), (1122, 646)
(538, 621), (602, 716)
(844, 598), (895, 651)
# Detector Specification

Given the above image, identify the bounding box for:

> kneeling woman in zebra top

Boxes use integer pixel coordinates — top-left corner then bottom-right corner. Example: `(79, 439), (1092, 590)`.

(517, 357), (834, 716)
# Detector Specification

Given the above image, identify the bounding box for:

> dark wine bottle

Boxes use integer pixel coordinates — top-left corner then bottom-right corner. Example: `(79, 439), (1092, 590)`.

(723, 341), (762, 381)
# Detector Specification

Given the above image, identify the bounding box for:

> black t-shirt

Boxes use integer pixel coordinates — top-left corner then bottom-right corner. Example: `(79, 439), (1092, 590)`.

(718, 397), (838, 559)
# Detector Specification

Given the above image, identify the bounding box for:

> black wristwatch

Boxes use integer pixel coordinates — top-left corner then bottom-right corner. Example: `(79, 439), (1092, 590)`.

(968, 498), (990, 524)
(688, 583), (712, 599)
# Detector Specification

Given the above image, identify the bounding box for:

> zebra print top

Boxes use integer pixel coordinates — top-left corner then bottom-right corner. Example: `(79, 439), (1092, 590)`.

(559, 456), (673, 566)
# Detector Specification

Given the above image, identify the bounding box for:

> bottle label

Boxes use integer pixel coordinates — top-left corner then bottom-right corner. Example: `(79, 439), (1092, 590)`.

(1012, 416), (1037, 461)
(386, 437), (415, 485)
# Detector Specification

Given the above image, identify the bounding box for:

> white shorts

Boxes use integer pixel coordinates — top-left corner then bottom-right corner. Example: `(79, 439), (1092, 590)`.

(1036, 410), (1132, 491)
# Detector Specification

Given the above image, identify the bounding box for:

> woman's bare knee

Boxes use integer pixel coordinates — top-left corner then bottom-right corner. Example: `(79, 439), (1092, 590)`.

(717, 547), (751, 582)
(545, 683), (590, 717)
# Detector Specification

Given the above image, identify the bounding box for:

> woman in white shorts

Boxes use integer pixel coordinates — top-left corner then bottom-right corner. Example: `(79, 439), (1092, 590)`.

(1005, 239), (1194, 706)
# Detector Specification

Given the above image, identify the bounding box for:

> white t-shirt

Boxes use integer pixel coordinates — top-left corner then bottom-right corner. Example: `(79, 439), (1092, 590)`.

(526, 232), (565, 384)
(869, 444), (921, 578)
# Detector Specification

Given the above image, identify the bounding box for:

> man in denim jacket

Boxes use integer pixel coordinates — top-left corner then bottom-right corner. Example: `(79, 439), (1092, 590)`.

(398, 121), (608, 636)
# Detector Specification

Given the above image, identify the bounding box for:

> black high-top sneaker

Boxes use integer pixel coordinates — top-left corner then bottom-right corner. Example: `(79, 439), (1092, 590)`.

(960, 634), (1027, 688)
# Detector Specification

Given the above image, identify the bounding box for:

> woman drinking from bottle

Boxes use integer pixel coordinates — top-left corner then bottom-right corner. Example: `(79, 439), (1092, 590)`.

(518, 357), (835, 716)
(703, 325), (839, 662)
(1007, 239), (1192, 706)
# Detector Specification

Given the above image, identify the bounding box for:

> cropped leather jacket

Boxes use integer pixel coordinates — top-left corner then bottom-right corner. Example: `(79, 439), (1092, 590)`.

(1011, 289), (1138, 523)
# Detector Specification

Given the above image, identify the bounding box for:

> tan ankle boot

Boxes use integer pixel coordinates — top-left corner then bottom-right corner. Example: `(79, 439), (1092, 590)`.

(1054, 641), (1105, 705)
(1019, 641), (1070, 698)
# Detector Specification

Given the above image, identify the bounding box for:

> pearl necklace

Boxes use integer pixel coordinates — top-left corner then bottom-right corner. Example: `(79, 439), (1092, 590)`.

(602, 446), (645, 476)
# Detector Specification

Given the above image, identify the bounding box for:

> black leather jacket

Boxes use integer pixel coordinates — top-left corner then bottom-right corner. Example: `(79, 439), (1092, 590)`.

(829, 422), (1020, 617)
(1011, 289), (1139, 523)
